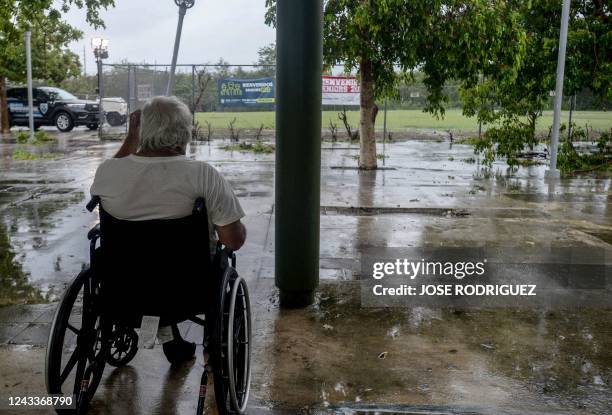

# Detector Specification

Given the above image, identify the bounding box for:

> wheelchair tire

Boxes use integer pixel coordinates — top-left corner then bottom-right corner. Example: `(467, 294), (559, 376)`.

(213, 267), (252, 414)
(46, 268), (108, 414)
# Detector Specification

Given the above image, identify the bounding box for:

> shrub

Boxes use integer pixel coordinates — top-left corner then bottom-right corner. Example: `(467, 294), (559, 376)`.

(13, 150), (57, 160)
(221, 140), (275, 154)
(33, 130), (53, 143)
(16, 131), (29, 143)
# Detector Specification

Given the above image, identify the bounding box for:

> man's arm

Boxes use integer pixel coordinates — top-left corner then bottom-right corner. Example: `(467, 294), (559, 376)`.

(114, 110), (141, 158)
(216, 220), (247, 250)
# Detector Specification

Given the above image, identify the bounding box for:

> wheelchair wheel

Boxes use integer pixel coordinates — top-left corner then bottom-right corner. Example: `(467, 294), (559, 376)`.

(213, 267), (252, 414)
(106, 326), (138, 367)
(46, 268), (108, 414)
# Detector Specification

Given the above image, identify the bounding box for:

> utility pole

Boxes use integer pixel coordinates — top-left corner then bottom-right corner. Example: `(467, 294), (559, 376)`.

(546, 0), (571, 179)
(166, 0), (195, 96)
(25, 29), (34, 141)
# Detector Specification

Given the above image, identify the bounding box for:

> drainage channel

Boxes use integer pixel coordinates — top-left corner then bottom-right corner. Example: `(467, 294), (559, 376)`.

(320, 206), (469, 216)
(320, 205), (549, 218)
(329, 403), (483, 415)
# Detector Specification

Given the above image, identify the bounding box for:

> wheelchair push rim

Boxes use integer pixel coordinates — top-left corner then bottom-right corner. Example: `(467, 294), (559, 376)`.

(213, 266), (252, 415)
(227, 275), (252, 412)
(45, 268), (107, 413)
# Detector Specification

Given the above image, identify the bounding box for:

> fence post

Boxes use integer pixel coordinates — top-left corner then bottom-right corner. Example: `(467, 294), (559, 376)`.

(126, 65), (131, 134)
(126, 65), (131, 112)
(382, 98), (387, 166)
(275, 0), (323, 307)
(192, 65), (196, 126)
(97, 60), (105, 139)
(567, 94), (575, 141)
(25, 29), (34, 142)
(131, 67), (138, 110)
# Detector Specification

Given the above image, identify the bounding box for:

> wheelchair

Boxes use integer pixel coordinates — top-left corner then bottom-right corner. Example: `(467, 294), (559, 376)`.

(45, 196), (252, 414)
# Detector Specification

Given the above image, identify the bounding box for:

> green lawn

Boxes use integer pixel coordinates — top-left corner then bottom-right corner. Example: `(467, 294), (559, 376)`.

(195, 109), (611, 133)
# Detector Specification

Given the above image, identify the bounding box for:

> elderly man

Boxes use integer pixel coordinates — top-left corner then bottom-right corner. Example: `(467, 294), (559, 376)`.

(91, 96), (246, 364)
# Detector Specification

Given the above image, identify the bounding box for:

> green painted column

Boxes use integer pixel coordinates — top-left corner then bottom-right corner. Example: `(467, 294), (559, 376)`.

(275, 0), (323, 307)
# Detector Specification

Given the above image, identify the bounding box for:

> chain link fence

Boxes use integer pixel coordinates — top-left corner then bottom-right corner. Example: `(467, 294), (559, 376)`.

(58, 62), (609, 142)
(96, 63), (275, 140)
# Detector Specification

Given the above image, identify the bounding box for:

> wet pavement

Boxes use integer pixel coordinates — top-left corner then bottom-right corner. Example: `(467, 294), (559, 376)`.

(0, 130), (611, 414)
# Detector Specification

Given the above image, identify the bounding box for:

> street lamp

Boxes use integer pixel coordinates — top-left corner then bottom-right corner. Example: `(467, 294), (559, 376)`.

(545, 0), (571, 179)
(166, 0), (195, 96)
(92, 37), (109, 136)
(91, 37), (109, 59)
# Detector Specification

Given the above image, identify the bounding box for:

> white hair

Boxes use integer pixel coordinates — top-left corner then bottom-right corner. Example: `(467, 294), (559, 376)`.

(139, 96), (192, 152)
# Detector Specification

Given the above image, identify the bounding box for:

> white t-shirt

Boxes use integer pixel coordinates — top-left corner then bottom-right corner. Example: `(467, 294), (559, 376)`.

(90, 155), (245, 252)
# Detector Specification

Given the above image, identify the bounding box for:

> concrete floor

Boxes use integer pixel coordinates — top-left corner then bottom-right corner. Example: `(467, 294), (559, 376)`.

(0, 130), (611, 414)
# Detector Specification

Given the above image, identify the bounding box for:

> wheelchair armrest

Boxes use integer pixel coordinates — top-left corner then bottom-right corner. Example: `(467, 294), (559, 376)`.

(214, 242), (236, 268)
(87, 223), (101, 241)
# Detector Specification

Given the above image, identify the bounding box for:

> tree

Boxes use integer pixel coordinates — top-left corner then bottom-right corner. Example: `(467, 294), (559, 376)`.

(192, 68), (213, 113)
(0, 0), (114, 133)
(461, 0), (611, 166)
(266, 0), (526, 169)
(255, 43), (276, 77)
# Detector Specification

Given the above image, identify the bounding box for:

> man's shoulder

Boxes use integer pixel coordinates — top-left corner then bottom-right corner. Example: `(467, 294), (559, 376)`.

(95, 156), (220, 178)
(94, 156), (139, 175)
(95, 157), (122, 173)
(170, 158), (220, 176)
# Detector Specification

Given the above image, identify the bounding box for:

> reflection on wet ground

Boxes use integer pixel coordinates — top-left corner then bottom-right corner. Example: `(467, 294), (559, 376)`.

(0, 220), (44, 306)
(255, 281), (611, 414)
(0, 131), (610, 414)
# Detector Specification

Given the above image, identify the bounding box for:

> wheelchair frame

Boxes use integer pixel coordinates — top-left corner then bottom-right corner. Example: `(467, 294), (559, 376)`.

(45, 197), (252, 414)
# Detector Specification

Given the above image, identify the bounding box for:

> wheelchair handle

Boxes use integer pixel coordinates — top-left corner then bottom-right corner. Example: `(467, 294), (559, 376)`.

(86, 196), (101, 212)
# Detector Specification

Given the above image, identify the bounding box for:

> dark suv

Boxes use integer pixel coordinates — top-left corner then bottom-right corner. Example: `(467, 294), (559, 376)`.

(7, 86), (99, 132)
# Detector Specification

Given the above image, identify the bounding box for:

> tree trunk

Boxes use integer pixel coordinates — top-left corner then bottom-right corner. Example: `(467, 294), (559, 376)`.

(359, 58), (377, 169)
(0, 76), (9, 134)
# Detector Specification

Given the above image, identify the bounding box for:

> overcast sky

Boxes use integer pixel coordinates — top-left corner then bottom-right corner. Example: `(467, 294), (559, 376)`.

(64, 0), (276, 74)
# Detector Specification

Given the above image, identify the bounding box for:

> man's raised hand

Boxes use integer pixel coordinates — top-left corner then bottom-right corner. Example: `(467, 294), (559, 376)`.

(114, 110), (142, 158)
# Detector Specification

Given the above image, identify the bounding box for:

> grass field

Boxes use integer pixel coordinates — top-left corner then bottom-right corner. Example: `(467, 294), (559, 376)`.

(196, 109), (611, 133)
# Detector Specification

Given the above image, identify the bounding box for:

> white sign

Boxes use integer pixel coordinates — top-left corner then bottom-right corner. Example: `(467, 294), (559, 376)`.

(137, 84), (153, 100)
(322, 76), (360, 106)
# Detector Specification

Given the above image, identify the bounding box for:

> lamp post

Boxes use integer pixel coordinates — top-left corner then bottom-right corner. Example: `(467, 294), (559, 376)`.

(92, 37), (109, 137)
(546, 0), (571, 179)
(166, 0), (195, 96)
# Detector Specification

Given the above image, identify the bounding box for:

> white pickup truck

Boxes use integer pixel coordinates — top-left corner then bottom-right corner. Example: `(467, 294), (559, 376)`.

(102, 97), (128, 126)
